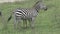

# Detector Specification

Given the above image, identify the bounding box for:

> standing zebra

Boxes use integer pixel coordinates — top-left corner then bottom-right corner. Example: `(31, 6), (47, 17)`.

(8, 0), (47, 29)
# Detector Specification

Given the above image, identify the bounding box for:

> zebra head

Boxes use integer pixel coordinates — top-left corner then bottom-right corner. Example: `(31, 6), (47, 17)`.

(39, 2), (47, 11)
(34, 0), (47, 11)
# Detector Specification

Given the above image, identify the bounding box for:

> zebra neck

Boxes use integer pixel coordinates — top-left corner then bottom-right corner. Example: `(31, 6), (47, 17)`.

(35, 8), (39, 12)
(33, 5), (40, 12)
(35, 7), (40, 12)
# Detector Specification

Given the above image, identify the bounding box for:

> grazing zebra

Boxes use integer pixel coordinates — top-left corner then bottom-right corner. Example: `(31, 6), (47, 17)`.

(8, 0), (47, 29)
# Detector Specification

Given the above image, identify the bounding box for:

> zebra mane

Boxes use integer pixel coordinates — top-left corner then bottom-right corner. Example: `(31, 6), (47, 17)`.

(36, 0), (42, 4)
(33, 0), (42, 7)
(33, 0), (43, 12)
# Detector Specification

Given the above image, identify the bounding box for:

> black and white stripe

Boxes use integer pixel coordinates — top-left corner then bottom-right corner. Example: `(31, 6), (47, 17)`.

(15, 10), (23, 16)
(15, 9), (28, 17)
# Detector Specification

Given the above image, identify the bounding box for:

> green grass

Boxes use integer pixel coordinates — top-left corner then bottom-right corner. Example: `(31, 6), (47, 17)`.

(0, 0), (60, 34)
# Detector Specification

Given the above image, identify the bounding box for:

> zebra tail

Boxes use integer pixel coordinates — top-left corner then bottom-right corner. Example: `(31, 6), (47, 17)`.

(7, 15), (12, 22)
(0, 11), (2, 16)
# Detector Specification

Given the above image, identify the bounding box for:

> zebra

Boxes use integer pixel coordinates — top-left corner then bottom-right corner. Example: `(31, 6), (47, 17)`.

(7, 0), (47, 29)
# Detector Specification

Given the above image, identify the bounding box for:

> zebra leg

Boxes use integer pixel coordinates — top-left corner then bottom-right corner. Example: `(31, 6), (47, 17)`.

(29, 17), (35, 28)
(23, 19), (27, 28)
(14, 16), (21, 29)
(17, 19), (21, 29)
(17, 17), (21, 29)
(14, 16), (17, 29)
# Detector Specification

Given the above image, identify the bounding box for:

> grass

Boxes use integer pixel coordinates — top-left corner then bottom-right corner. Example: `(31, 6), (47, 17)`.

(0, 0), (60, 34)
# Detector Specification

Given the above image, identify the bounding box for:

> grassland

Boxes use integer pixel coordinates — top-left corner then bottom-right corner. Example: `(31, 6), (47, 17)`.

(0, 0), (60, 34)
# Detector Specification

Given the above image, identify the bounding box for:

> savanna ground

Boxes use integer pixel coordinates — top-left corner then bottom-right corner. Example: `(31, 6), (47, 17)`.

(0, 0), (60, 34)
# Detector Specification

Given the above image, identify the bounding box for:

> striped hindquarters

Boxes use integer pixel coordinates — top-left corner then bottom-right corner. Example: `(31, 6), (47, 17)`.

(15, 9), (27, 17)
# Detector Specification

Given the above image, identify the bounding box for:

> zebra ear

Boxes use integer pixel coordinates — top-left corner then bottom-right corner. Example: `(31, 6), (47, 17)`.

(36, 0), (42, 4)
